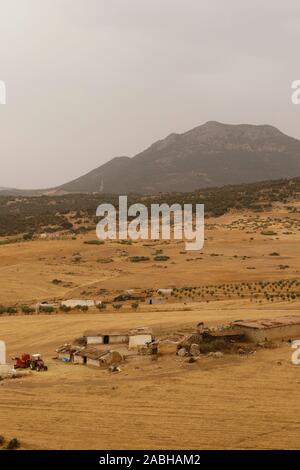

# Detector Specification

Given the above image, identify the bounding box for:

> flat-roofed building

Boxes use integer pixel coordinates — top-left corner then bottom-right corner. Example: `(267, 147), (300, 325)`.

(233, 316), (300, 342)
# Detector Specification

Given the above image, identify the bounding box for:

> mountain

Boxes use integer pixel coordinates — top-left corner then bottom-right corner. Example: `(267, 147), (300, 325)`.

(56, 121), (300, 194)
(3, 121), (300, 196)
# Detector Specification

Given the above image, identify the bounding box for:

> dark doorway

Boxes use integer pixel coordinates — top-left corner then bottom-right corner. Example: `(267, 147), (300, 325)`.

(103, 335), (109, 344)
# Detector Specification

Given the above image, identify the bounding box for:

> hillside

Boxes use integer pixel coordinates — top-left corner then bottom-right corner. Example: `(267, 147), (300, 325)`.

(0, 177), (299, 237)
(57, 121), (300, 194)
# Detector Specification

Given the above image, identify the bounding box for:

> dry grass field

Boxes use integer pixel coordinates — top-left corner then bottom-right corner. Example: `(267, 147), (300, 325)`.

(0, 205), (299, 449)
(0, 304), (299, 450)
(0, 205), (299, 305)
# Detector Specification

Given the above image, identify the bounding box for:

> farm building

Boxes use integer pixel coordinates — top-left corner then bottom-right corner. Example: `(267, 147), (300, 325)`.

(146, 297), (165, 305)
(75, 347), (123, 368)
(233, 316), (300, 342)
(61, 299), (101, 309)
(56, 344), (81, 362)
(128, 328), (153, 349)
(84, 330), (129, 345)
(73, 348), (88, 364)
(83, 327), (153, 348)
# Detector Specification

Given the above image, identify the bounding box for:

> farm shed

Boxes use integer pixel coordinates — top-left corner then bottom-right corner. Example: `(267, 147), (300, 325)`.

(78, 348), (123, 368)
(86, 349), (107, 368)
(128, 328), (153, 349)
(83, 330), (129, 345)
(146, 297), (165, 305)
(73, 346), (103, 364)
(233, 316), (300, 342)
(56, 344), (80, 362)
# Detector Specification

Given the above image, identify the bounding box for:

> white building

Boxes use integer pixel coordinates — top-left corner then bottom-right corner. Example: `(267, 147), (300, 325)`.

(128, 328), (153, 349)
(233, 316), (300, 342)
(157, 289), (173, 295)
(83, 327), (153, 349)
(61, 299), (101, 309)
(0, 340), (13, 376)
(0, 340), (6, 365)
(84, 330), (129, 345)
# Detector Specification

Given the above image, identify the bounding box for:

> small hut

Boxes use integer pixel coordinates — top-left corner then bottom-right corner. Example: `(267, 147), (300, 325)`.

(56, 344), (80, 362)
(76, 347), (123, 368)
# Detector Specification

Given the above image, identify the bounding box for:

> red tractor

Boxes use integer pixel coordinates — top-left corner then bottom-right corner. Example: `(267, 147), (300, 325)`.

(13, 353), (48, 371)
(13, 353), (31, 369)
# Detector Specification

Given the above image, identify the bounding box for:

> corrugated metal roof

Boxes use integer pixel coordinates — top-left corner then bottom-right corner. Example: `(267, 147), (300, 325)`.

(75, 347), (111, 360)
(233, 316), (300, 330)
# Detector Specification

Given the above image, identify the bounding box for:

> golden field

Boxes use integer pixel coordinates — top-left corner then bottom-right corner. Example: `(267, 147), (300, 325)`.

(0, 205), (299, 449)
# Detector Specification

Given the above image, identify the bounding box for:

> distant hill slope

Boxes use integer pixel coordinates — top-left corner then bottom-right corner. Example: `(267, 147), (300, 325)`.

(0, 177), (299, 236)
(57, 121), (300, 194)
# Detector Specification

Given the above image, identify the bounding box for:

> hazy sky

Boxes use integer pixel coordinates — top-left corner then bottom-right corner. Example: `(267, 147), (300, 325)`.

(0, 0), (300, 188)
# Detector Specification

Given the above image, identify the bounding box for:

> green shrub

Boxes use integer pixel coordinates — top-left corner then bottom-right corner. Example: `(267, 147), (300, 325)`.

(154, 255), (170, 262)
(261, 230), (277, 236)
(97, 258), (113, 264)
(75, 305), (89, 311)
(59, 304), (71, 312)
(39, 305), (54, 314)
(6, 438), (20, 450)
(113, 304), (122, 310)
(96, 303), (107, 310)
(23, 232), (33, 241)
(129, 256), (150, 263)
(6, 307), (17, 314)
(84, 239), (104, 245)
(0, 239), (10, 245)
(21, 305), (35, 314)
